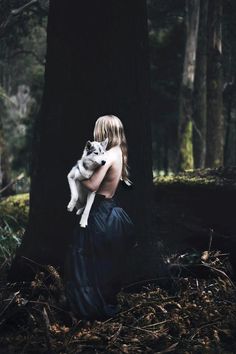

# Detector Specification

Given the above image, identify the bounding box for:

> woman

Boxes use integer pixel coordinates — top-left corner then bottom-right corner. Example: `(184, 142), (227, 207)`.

(64, 115), (135, 320)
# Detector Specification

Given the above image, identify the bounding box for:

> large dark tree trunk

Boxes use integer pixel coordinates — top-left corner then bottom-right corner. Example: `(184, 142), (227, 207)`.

(205, 0), (224, 167)
(178, 0), (200, 171)
(193, 0), (208, 168)
(8, 0), (153, 281)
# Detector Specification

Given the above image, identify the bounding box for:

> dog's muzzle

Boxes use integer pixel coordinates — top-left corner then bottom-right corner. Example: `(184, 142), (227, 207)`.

(101, 160), (106, 165)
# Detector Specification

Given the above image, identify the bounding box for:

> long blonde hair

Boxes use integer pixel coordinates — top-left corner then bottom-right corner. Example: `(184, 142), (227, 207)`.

(93, 114), (131, 184)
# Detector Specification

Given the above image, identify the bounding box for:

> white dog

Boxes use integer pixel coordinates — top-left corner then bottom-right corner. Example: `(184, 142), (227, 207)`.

(67, 138), (108, 228)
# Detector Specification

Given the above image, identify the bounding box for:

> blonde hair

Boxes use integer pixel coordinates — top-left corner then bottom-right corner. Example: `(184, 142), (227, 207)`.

(93, 114), (131, 184)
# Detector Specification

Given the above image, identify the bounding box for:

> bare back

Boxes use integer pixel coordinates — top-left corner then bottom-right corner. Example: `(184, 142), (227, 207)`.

(97, 145), (123, 198)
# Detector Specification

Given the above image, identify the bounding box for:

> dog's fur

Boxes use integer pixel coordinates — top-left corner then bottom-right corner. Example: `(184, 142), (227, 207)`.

(67, 138), (108, 227)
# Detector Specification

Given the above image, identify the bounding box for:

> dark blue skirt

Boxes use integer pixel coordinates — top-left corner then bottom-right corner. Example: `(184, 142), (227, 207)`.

(64, 193), (135, 320)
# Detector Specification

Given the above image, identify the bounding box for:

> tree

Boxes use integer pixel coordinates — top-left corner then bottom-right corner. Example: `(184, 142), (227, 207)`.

(193, 0), (208, 168)
(8, 0), (153, 281)
(0, 87), (13, 194)
(178, 0), (200, 171)
(0, 1), (47, 186)
(205, 0), (224, 167)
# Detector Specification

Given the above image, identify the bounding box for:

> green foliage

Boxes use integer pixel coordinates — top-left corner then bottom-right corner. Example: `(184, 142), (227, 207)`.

(7, 22), (47, 93)
(0, 193), (28, 265)
(0, 6), (46, 185)
(0, 0), (47, 191)
(0, 220), (23, 264)
(0, 193), (29, 229)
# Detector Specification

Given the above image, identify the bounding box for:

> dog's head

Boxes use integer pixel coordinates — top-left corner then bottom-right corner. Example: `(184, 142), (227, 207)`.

(83, 138), (108, 169)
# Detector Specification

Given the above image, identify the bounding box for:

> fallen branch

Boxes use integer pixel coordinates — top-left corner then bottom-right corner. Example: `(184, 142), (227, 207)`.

(0, 0), (38, 37)
(0, 172), (24, 195)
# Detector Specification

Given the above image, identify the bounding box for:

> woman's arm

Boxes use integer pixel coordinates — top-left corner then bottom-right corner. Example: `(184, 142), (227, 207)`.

(81, 160), (112, 192)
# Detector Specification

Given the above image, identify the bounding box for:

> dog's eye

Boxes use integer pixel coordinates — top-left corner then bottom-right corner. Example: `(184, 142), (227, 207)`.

(94, 152), (98, 155)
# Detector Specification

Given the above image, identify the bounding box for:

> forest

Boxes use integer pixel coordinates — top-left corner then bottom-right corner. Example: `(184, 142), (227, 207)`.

(0, 0), (236, 353)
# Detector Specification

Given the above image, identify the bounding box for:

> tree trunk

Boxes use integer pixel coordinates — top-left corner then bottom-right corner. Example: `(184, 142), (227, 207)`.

(0, 96), (12, 195)
(193, 0), (208, 168)
(205, 0), (224, 167)
(224, 86), (236, 166)
(178, 0), (200, 171)
(8, 0), (153, 281)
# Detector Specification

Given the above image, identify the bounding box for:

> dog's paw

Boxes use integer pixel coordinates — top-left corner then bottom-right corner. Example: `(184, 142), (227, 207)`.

(79, 215), (88, 227)
(67, 201), (76, 212)
(79, 218), (88, 228)
(76, 207), (84, 215)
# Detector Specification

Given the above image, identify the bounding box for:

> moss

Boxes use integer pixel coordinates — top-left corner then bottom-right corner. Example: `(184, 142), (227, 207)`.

(153, 167), (236, 190)
(179, 120), (194, 171)
(0, 193), (29, 228)
(211, 80), (218, 90)
(154, 174), (216, 187)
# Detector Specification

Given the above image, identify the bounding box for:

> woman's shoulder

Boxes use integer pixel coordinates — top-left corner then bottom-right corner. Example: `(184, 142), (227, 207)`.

(107, 145), (122, 159)
(106, 146), (122, 168)
(108, 145), (122, 154)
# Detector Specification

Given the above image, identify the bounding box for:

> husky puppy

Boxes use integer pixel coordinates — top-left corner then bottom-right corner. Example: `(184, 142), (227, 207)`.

(67, 138), (108, 227)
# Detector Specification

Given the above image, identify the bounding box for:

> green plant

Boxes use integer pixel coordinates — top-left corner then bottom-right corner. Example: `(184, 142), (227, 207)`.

(0, 218), (24, 267)
(0, 193), (29, 229)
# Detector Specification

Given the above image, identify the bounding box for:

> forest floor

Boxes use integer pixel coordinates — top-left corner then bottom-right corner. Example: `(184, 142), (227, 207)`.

(0, 251), (236, 354)
(1, 168), (236, 353)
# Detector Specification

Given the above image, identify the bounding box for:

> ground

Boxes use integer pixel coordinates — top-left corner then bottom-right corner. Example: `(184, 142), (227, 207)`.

(0, 170), (236, 353)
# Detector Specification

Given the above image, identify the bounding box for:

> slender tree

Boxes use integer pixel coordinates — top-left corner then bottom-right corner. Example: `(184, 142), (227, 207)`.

(8, 0), (153, 280)
(193, 0), (208, 168)
(178, 0), (200, 171)
(223, 0), (236, 166)
(0, 91), (12, 194)
(205, 0), (224, 167)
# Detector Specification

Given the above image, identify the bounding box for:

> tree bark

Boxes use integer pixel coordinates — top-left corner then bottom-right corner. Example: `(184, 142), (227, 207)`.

(224, 87), (236, 166)
(205, 0), (224, 167)
(8, 0), (153, 281)
(0, 96), (12, 195)
(193, 0), (208, 168)
(178, 0), (200, 171)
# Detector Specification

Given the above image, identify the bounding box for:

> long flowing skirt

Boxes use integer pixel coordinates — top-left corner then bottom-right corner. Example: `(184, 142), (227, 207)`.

(64, 193), (135, 320)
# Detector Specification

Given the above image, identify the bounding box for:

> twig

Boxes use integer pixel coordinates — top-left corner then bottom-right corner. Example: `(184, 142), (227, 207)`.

(122, 276), (172, 290)
(102, 303), (143, 324)
(142, 319), (173, 328)
(42, 306), (53, 353)
(155, 342), (179, 354)
(190, 320), (220, 340)
(192, 117), (204, 142)
(108, 324), (123, 343)
(28, 300), (68, 314)
(0, 172), (24, 195)
(0, 0), (38, 37)
(201, 262), (236, 289)
(0, 90), (17, 105)
(10, 0), (38, 16)
(208, 228), (213, 252)
(123, 324), (165, 338)
(20, 256), (47, 268)
(0, 290), (20, 319)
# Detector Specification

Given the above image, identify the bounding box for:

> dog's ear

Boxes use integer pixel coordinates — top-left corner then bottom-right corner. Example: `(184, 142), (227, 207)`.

(101, 137), (108, 149)
(86, 140), (92, 150)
